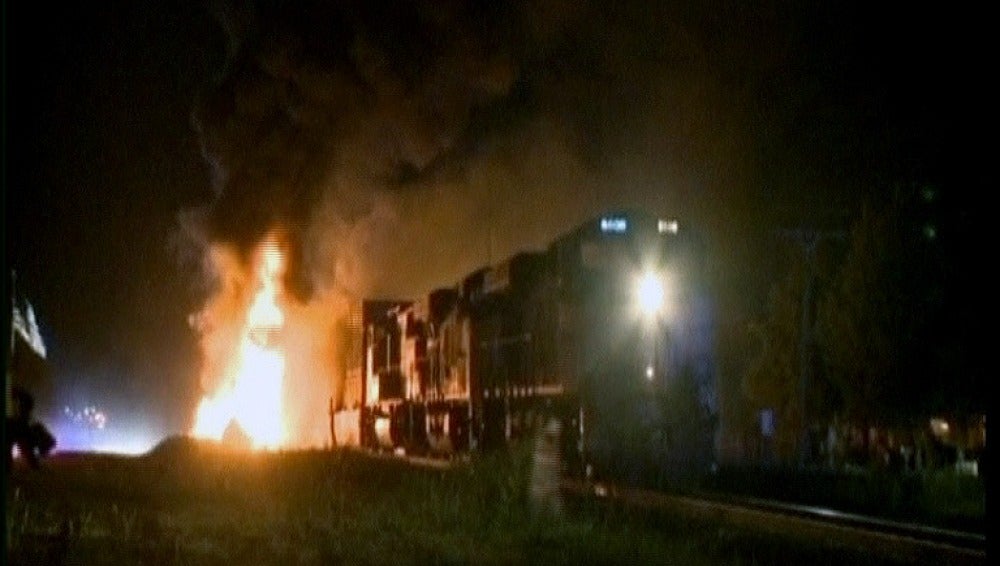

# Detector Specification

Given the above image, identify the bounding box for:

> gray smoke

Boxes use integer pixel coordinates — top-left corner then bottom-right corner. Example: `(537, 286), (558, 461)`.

(180, 0), (937, 447)
(183, 0), (773, 300)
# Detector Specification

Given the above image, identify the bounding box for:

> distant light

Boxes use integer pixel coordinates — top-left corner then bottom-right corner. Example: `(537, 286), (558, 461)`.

(657, 219), (679, 234)
(923, 224), (937, 240)
(636, 271), (665, 317)
(930, 418), (950, 438)
(600, 216), (628, 233)
(645, 365), (655, 381)
(50, 418), (161, 455)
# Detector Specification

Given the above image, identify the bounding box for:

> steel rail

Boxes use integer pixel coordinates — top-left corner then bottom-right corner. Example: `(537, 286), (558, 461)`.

(561, 479), (986, 565)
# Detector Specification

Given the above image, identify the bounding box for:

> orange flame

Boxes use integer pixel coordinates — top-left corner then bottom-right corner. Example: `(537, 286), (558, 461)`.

(192, 236), (288, 449)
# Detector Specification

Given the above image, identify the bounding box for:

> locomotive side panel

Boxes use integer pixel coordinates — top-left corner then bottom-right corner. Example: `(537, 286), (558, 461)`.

(329, 210), (719, 486)
(474, 252), (555, 450)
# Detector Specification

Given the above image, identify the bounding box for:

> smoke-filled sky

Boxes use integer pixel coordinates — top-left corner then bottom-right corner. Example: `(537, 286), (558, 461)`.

(4, 1), (988, 442)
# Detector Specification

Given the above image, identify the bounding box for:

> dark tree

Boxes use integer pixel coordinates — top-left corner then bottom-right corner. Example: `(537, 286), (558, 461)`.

(741, 229), (843, 466)
(742, 257), (806, 463)
(817, 186), (947, 429)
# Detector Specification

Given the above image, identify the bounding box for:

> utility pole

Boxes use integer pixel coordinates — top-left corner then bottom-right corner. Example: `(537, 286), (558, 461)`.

(6, 270), (15, 418)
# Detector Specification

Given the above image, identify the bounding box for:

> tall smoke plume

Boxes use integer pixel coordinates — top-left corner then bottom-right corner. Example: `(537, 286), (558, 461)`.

(179, 0), (801, 444)
(183, 0), (767, 295)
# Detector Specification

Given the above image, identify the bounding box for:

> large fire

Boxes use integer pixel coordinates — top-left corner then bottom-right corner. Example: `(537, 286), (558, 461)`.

(189, 228), (346, 450)
(192, 236), (289, 449)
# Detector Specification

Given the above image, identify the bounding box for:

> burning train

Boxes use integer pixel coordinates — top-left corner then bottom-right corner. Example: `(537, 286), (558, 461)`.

(330, 211), (718, 484)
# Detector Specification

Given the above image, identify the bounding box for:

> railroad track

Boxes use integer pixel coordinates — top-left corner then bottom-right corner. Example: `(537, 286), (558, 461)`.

(561, 479), (986, 565)
(346, 443), (985, 564)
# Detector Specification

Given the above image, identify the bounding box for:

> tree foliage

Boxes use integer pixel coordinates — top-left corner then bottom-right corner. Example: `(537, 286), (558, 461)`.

(817, 186), (947, 426)
(742, 257), (806, 458)
(742, 236), (841, 462)
(739, 184), (982, 466)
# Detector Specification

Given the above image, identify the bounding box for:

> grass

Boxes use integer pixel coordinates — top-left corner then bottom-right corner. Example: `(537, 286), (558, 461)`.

(7, 440), (720, 566)
(10, 440), (971, 565)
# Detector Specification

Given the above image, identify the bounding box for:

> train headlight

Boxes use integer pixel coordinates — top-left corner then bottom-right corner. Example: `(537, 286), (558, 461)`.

(636, 271), (665, 318)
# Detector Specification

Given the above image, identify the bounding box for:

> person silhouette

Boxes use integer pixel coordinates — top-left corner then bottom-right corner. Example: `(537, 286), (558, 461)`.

(7, 385), (55, 469)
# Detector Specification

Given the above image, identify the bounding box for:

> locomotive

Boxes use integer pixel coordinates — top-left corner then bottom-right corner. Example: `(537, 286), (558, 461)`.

(330, 210), (717, 486)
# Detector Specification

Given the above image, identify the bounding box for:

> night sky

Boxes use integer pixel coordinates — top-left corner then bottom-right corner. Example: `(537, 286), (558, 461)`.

(3, 1), (989, 447)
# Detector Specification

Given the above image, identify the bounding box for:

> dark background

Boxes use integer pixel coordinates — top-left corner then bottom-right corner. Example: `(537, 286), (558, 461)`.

(5, 2), (221, 439)
(3, 1), (989, 447)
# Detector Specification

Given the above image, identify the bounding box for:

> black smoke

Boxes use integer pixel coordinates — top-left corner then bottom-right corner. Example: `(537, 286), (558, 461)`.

(183, 1), (738, 297)
(183, 0), (984, 306)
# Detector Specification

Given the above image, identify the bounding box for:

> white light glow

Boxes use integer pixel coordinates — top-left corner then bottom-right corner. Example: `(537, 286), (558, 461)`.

(600, 217), (628, 233)
(657, 219), (679, 234)
(636, 271), (665, 317)
(49, 420), (162, 455)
